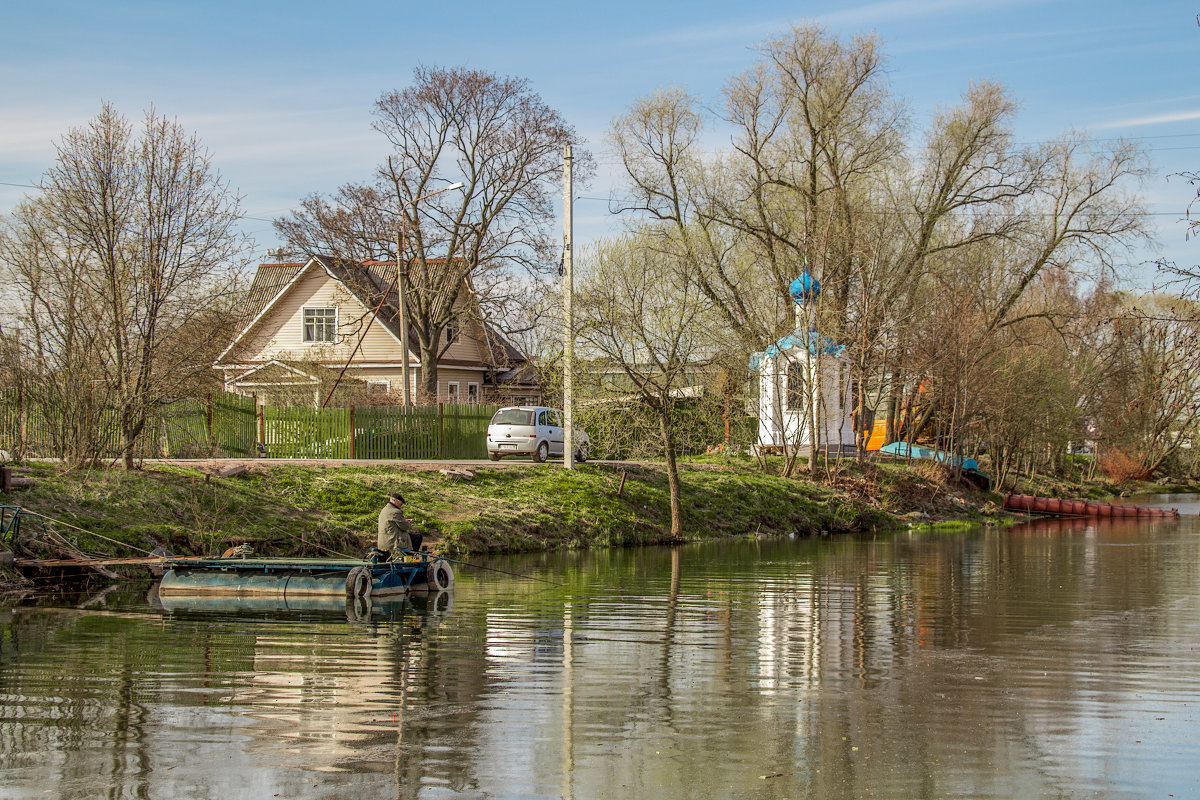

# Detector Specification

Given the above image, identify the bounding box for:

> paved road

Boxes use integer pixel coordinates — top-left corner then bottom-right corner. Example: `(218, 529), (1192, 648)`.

(144, 457), (624, 468)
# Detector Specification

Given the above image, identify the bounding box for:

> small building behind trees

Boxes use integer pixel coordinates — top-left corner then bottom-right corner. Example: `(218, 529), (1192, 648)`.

(751, 273), (855, 455)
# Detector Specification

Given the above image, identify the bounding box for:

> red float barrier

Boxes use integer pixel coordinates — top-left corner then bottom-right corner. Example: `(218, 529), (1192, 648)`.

(1002, 494), (1179, 519)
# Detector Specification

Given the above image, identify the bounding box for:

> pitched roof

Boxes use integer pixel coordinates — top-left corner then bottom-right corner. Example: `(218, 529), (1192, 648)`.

(240, 263), (305, 325)
(222, 255), (530, 370)
(749, 327), (844, 370)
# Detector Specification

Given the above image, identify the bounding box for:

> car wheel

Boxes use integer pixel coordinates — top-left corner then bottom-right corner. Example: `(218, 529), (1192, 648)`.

(488, 451), (501, 461)
(575, 443), (588, 463)
(533, 441), (549, 463)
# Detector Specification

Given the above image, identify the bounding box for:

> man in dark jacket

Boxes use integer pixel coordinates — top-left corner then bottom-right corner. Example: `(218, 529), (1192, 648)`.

(376, 492), (422, 561)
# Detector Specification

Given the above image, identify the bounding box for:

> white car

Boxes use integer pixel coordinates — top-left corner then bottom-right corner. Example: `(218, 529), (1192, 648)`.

(486, 406), (590, 462)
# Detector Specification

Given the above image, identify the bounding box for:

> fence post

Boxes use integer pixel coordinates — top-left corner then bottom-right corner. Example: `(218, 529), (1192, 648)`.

(439, 403), (445, 459)
(17, 385), (26, 454)
(206, 392), (213, 441)
(349, 405), (355, 460)
(258, 403), (265, 448)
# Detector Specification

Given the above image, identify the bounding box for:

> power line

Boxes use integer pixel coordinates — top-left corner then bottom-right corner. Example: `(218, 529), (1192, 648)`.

(576, 195), (1197, 220)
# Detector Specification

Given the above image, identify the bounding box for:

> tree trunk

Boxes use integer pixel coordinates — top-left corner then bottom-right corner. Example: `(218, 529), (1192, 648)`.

(658, 408), (683, 539)
(418, 342), (439, 404)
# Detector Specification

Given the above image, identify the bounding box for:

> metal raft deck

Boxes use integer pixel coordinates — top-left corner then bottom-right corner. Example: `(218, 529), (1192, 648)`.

(158, 556), (454, 598)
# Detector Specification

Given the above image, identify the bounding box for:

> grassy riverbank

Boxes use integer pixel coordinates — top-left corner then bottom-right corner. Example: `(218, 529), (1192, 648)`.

(2, 457), (1193, 573)
(1, 457), (1003, 560)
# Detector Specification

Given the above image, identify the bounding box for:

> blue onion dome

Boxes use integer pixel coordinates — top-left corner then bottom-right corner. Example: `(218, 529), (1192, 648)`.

(789, 271), (821, 304)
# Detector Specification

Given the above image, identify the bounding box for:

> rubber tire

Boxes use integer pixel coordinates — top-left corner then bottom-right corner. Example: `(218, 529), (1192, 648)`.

(575, 443), (588, 463)
(345, 592), (371, 624)
(426, 559), (455, 591)
(488, 451), (502, 461)
(346, 565), (373, 598)
(429, 590), (453, 616)
(533, 441), (549, 463)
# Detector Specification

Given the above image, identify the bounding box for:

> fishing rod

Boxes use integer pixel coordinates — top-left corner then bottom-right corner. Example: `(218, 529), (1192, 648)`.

(399, 549), (565, 587)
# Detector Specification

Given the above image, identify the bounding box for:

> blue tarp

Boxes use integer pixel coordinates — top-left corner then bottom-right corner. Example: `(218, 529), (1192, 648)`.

(879, 441), (980, 473)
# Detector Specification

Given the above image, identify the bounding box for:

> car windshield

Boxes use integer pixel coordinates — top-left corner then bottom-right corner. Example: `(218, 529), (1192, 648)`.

(491, 409), (533, 426)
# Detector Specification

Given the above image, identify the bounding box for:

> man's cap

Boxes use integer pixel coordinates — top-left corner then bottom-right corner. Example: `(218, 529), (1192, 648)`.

(390, 492), (405, 503)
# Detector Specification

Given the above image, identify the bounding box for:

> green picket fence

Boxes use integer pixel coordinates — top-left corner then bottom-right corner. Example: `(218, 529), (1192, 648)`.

(208, 392), (257, 457)
(1, 390), (127, 458)
(262, 406), (352, 459)
(353, 405), (441, 460)
(158, 393), (257, 458)
(441, 404), (499, 459)
(2, 387), (496, 461)
(262, 403), (499, 460)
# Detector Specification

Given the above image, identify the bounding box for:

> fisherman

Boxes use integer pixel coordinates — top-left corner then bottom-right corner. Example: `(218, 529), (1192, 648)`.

(374, 492), (422, 562)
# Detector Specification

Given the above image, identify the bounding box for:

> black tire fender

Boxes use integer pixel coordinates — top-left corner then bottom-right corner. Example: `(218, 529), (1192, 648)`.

(346, 565), (373, 598)
(345, 592), (371, 624)
(426, 559), (454, 591)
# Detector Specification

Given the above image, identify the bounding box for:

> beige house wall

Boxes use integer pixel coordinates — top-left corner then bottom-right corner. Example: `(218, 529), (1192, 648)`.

(232, 267), (411, 365)
(220, 261), (535, 405)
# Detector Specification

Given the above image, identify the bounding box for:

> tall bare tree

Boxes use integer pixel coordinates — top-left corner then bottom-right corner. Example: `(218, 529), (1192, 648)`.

(609, 25), (1147, 477)
(276, 66), (589, 402)
(576, 233), (718, 537)
(0, 104), (248, 468)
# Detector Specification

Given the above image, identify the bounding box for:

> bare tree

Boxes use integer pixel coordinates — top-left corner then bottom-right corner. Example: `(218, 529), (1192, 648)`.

(609, 25), (1149, 482)
(1090, 294), (1200, 476)
(0, 104), (248, 468)
(576, 233), (717, 538)
(276, 66), (590, 402)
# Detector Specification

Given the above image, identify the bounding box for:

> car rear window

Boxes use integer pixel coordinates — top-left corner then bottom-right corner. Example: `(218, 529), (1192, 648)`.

(491, 409), (533, 426)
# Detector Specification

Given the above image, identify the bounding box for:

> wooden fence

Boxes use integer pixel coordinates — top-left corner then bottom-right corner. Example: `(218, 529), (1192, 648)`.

(0, 389), (497, 461)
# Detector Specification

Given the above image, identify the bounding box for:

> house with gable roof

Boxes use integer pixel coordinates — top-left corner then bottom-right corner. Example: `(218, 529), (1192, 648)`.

(214, 255), (542, 407)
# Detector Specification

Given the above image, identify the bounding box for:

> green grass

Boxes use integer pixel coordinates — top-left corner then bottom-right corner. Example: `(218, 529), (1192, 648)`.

(2, 458), (1002, 560)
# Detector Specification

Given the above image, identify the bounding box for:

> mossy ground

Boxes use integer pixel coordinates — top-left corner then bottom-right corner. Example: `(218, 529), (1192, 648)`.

(4, 454), (1187, 567)
(0, 457), (976, 560)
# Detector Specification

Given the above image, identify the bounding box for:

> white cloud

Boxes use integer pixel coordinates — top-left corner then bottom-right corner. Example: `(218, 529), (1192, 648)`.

(1093, 109), (1200, 130)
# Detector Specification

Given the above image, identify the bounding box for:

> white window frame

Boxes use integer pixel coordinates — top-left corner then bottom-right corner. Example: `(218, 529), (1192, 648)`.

(447, 381), (460, 403)
(445, 321), (459, 345)
(467, 382), (480, 404)
(366, 379), (390, 395)
(302, 307), (338, 344)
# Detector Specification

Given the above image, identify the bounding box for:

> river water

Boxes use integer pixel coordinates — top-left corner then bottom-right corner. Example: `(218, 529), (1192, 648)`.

(3, 499), (1200, 799)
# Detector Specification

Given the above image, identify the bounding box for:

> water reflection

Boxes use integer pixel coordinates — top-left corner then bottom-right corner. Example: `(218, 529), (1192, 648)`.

(2, 510), (1200, 799)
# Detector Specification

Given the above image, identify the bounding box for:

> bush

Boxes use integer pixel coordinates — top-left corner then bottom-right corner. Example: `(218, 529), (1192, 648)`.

(1096, 448), (1149, 482)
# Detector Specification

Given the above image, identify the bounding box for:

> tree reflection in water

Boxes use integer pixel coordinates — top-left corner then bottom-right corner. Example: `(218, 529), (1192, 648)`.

(2, 512), (1199, 799)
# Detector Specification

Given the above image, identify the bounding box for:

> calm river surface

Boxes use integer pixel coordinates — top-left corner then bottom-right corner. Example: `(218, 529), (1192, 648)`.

(3, 500), (1200, 799)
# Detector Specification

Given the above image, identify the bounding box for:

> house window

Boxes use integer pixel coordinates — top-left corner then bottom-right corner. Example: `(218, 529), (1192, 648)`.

(786, 362), (806, 411)
(302, 308), (337, 343)
(445, 322), (459, 345)
(366, 380), (390, 397)
(467, 382), (479, 404)
(447, 381), (460, 402)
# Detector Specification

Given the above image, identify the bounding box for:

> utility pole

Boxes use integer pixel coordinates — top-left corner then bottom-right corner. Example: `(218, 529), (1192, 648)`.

(397, 230), (412, 406)
(563, 144), (575, 470)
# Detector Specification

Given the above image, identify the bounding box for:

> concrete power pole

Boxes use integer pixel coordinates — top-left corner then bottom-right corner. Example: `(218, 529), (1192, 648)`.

(563, 144), (575, 470)
(397, 231), (412, 406)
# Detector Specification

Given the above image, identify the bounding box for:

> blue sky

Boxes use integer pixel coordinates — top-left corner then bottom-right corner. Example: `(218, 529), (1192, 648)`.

(2, 0), (1198, 284)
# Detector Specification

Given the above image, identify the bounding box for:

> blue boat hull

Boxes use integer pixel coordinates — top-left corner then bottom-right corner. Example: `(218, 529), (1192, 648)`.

(158, 557), (453, 598)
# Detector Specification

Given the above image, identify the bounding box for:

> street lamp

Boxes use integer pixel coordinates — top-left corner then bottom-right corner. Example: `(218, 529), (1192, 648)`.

(397, 182), (465, 406)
